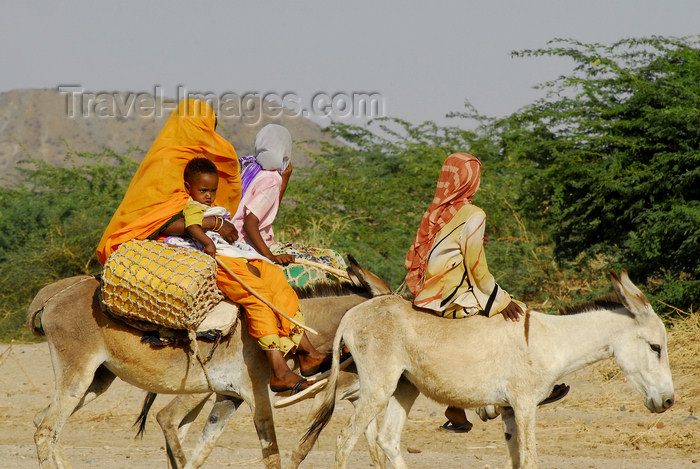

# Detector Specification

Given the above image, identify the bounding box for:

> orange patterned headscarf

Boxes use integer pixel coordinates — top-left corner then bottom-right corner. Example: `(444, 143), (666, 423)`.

(405, 153), (482, 296)
(96, 99), (241, 264)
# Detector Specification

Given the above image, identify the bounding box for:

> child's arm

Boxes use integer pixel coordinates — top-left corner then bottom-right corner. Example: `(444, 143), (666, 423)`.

(243, 212), (294, 265)
(186, 223), (217, 258)
(162, 217), (238, 244)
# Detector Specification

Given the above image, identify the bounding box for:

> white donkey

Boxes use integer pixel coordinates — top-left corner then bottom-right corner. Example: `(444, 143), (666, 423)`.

(304, 271), (675, 469)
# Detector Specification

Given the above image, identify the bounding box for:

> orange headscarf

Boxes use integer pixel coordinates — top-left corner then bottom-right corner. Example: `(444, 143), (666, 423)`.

(97, 99), (241, 264)
(405, 153), (482, 295)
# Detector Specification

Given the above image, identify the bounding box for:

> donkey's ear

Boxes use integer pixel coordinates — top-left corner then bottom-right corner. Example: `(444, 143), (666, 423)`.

(610, 269), (653, 321)
(346, 254), (392, 297)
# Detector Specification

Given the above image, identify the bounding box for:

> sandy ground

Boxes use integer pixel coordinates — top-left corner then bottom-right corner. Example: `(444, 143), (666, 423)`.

(1, 342), (698, 469)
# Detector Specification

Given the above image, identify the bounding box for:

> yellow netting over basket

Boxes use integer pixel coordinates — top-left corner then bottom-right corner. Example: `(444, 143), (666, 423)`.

(102, 239), (224, 330)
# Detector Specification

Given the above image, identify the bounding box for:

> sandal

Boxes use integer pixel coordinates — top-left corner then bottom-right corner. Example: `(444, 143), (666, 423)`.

(475, 383), (570, 422)
(439, 420), (473, 434)
(270, 377), (311, 394)
(539, 383), (570, 406)
(273, 378), (328, 408)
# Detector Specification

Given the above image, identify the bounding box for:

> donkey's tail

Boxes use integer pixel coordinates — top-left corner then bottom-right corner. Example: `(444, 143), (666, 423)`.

(26, 307), (45, 337)
(25, 275), (96, 337)
(134, 392), (158, 438)
(301, 319), (345, 444)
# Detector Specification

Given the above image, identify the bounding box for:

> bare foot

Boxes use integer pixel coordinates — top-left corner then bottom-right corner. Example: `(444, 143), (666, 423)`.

(295, 333), (331, 376)
(266, 349), (313, 392)
(269, 369), (312, 392)
(298, 351), (330, 376)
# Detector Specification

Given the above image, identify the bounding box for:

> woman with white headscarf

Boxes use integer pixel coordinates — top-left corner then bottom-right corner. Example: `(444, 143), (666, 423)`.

(232, 124), (347, 286)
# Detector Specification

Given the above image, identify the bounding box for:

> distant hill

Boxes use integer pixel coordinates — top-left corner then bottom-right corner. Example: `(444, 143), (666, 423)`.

(0, 89), (335, 182)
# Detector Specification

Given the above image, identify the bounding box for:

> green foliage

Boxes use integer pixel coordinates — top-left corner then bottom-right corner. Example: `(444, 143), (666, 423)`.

(278, 119), (482, 287)
(279, 36), (699, 314)
(277, 118), (556, 301)
(0, 148), (139, 341)
(480, 36), (700, 312)
(2, 34), (698, 342)
(276, 119), (472, 286)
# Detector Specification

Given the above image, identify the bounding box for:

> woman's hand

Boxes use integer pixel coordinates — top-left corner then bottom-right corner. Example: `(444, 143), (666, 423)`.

(500, 300), (524, 322)
(270, 253), (295, 265)
(217, 219), (238, 243)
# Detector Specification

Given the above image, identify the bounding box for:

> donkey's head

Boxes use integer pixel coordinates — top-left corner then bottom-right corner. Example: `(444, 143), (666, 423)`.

(609, 270), (675, 413)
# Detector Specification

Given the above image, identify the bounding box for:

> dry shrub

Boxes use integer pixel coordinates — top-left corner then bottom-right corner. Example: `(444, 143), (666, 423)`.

(627, 429), (697, 450)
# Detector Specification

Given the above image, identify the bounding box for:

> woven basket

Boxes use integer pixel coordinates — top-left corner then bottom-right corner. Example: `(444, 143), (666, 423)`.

(102, 239), (223, 330)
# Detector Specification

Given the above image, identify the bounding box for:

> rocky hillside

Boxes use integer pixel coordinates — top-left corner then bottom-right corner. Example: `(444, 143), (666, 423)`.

(0, 89), (334, 182)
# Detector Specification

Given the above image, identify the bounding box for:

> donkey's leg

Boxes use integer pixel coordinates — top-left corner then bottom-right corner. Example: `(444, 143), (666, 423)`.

(336, 371), (402, 469)
(335, 323), (407, 469)
(363, 417), (384, 469)
(336, 394), (392, 469)
(76, 365), (117, 409)
(34, 355), (104, 469)
(33, 404), (61, 468)
(185, 394), (243, 469)
(287, 372), (362, 469)
(500, 406), (520, 468)
(287, 390), (329, 469)
(244, 378), (281, 469)
(34, 366), (116, 429)
(288, 398), (385, 469)
(55, 366), (118, 468)
(251, 401), (281, 469)
(287, 410), (384, 469)
(513, 404), (537, 469)
(156, 393), (212, 469)
(375, 379), (420, 469)
(172, 394), (211, 459)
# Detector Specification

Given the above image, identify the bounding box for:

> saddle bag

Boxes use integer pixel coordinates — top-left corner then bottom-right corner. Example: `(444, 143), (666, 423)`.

(101, 239), (224, 330)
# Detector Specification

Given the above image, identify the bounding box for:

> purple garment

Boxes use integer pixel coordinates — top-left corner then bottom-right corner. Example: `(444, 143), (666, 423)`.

(239, 155), (262, 196)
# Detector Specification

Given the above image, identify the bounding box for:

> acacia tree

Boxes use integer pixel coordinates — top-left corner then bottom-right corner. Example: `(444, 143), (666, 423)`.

(277, 118), (551, 299)
(486, 36), (700, 310)
(277, 119), (490, 288)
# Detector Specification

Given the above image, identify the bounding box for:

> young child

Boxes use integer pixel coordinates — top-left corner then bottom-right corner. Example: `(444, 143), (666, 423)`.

(182, 157), (221, 258)
(173, 157), (271, 264)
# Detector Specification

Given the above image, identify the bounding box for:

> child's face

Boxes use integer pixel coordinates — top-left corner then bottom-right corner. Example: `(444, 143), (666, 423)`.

(185, 172), (218, 206)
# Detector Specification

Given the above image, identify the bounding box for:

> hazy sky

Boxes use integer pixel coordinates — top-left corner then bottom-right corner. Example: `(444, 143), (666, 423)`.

(1, 0), (698, 126)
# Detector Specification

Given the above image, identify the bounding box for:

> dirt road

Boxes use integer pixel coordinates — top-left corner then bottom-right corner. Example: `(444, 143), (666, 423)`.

(1, 342), (697, 468)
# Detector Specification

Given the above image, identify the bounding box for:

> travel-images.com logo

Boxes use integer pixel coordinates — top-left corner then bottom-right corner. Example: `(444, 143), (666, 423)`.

(59, 86), (385, 123)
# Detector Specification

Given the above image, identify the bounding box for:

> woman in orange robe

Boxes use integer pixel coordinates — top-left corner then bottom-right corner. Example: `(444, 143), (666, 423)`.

(97, 99), (328, 394)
